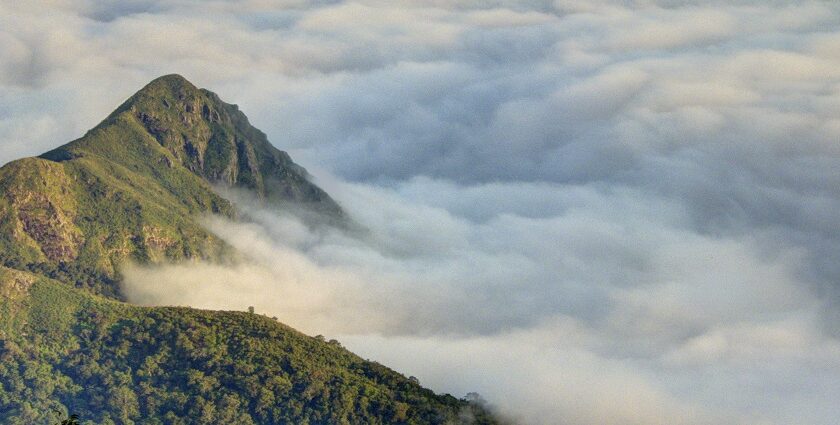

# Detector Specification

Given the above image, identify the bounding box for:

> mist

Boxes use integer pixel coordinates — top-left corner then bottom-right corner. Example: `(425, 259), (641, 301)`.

(122, 177), (840, 424)
(4, 0), (840, 423)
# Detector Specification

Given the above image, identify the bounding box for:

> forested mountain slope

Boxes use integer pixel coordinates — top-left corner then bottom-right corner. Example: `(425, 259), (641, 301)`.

(0, 267), (498, 424)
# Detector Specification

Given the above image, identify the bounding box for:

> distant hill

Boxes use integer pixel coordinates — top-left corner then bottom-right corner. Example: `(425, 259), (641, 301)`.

(0, 76), (504, 424)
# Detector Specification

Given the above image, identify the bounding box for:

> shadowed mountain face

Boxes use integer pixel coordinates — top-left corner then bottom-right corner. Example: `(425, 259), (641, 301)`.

(0, 75), (343, 298)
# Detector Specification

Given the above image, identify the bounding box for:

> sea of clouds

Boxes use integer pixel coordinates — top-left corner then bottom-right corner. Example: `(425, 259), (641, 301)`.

(3, 1), (840, 424)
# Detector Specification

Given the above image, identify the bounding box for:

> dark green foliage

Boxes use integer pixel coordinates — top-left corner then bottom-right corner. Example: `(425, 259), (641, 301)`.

(0, 270), (502, 425)
(53, 412), (80, 425)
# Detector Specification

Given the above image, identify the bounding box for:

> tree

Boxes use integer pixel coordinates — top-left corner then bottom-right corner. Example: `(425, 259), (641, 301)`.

(53, 411), (80, 425)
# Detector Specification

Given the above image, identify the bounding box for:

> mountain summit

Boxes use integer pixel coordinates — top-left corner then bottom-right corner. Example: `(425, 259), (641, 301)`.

(44, 74), (343, 216)
(0, 75), (342, 297)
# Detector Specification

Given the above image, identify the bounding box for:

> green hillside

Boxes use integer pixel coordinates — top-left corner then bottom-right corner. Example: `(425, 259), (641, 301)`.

(0, 76), (505, 424)
(0, 75), (342, 298)
(0, 268), (499, 424)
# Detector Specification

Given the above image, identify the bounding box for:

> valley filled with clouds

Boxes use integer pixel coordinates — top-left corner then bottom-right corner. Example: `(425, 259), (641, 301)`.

(3, 1), (840, 423)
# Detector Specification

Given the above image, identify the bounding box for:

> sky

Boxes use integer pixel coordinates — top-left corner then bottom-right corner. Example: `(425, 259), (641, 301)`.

(2, 1), (840, 424)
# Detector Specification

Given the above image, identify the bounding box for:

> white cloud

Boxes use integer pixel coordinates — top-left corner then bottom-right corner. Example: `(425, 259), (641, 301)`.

(3, 0), (840, 423)
(122, 176), (837, 424)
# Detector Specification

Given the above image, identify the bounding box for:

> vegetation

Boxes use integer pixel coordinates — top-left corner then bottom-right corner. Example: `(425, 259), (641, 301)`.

(0, 74), (343, 298)
(0, 75), (505, 424)
(54, 412), (81, 425)
(0, 268), (501, 424)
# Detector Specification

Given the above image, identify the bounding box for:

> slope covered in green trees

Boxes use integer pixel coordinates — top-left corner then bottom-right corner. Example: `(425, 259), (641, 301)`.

(0, 76), (505, 424)
(0, 267), (499, 424)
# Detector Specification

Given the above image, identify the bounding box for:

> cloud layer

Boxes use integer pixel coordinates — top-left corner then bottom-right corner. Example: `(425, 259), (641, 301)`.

(122, 178), (840, 424)
(3, 1), (840, 424)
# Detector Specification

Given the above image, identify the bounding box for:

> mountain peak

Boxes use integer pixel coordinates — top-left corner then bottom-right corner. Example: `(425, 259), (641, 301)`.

(126, 73), (202, 109)
(59, 75), (342, 217)
(137, 73), (200, 98)
(140, 74), (198, 91)
(150, 73), (191, 85)
(8, 75), (345, 296)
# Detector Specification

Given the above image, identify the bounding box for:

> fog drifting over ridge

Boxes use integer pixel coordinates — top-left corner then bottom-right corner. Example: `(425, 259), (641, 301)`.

(3, 0), (840, 424)
(122, 180), (838, 425)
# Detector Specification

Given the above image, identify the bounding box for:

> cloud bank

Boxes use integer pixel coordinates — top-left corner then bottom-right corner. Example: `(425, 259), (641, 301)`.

(122, 178), (840, 424)
(3, 0), (840, 423)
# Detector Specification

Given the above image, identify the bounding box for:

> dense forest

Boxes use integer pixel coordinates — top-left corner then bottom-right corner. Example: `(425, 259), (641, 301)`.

(0, 268), (501, 424)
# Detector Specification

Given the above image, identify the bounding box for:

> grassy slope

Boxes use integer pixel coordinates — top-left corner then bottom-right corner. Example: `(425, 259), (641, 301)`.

(0, 268), (499, 425)
(0, 74), (343, 298)
(54, 74), (343, 216)
(0, 150), (233, 298)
